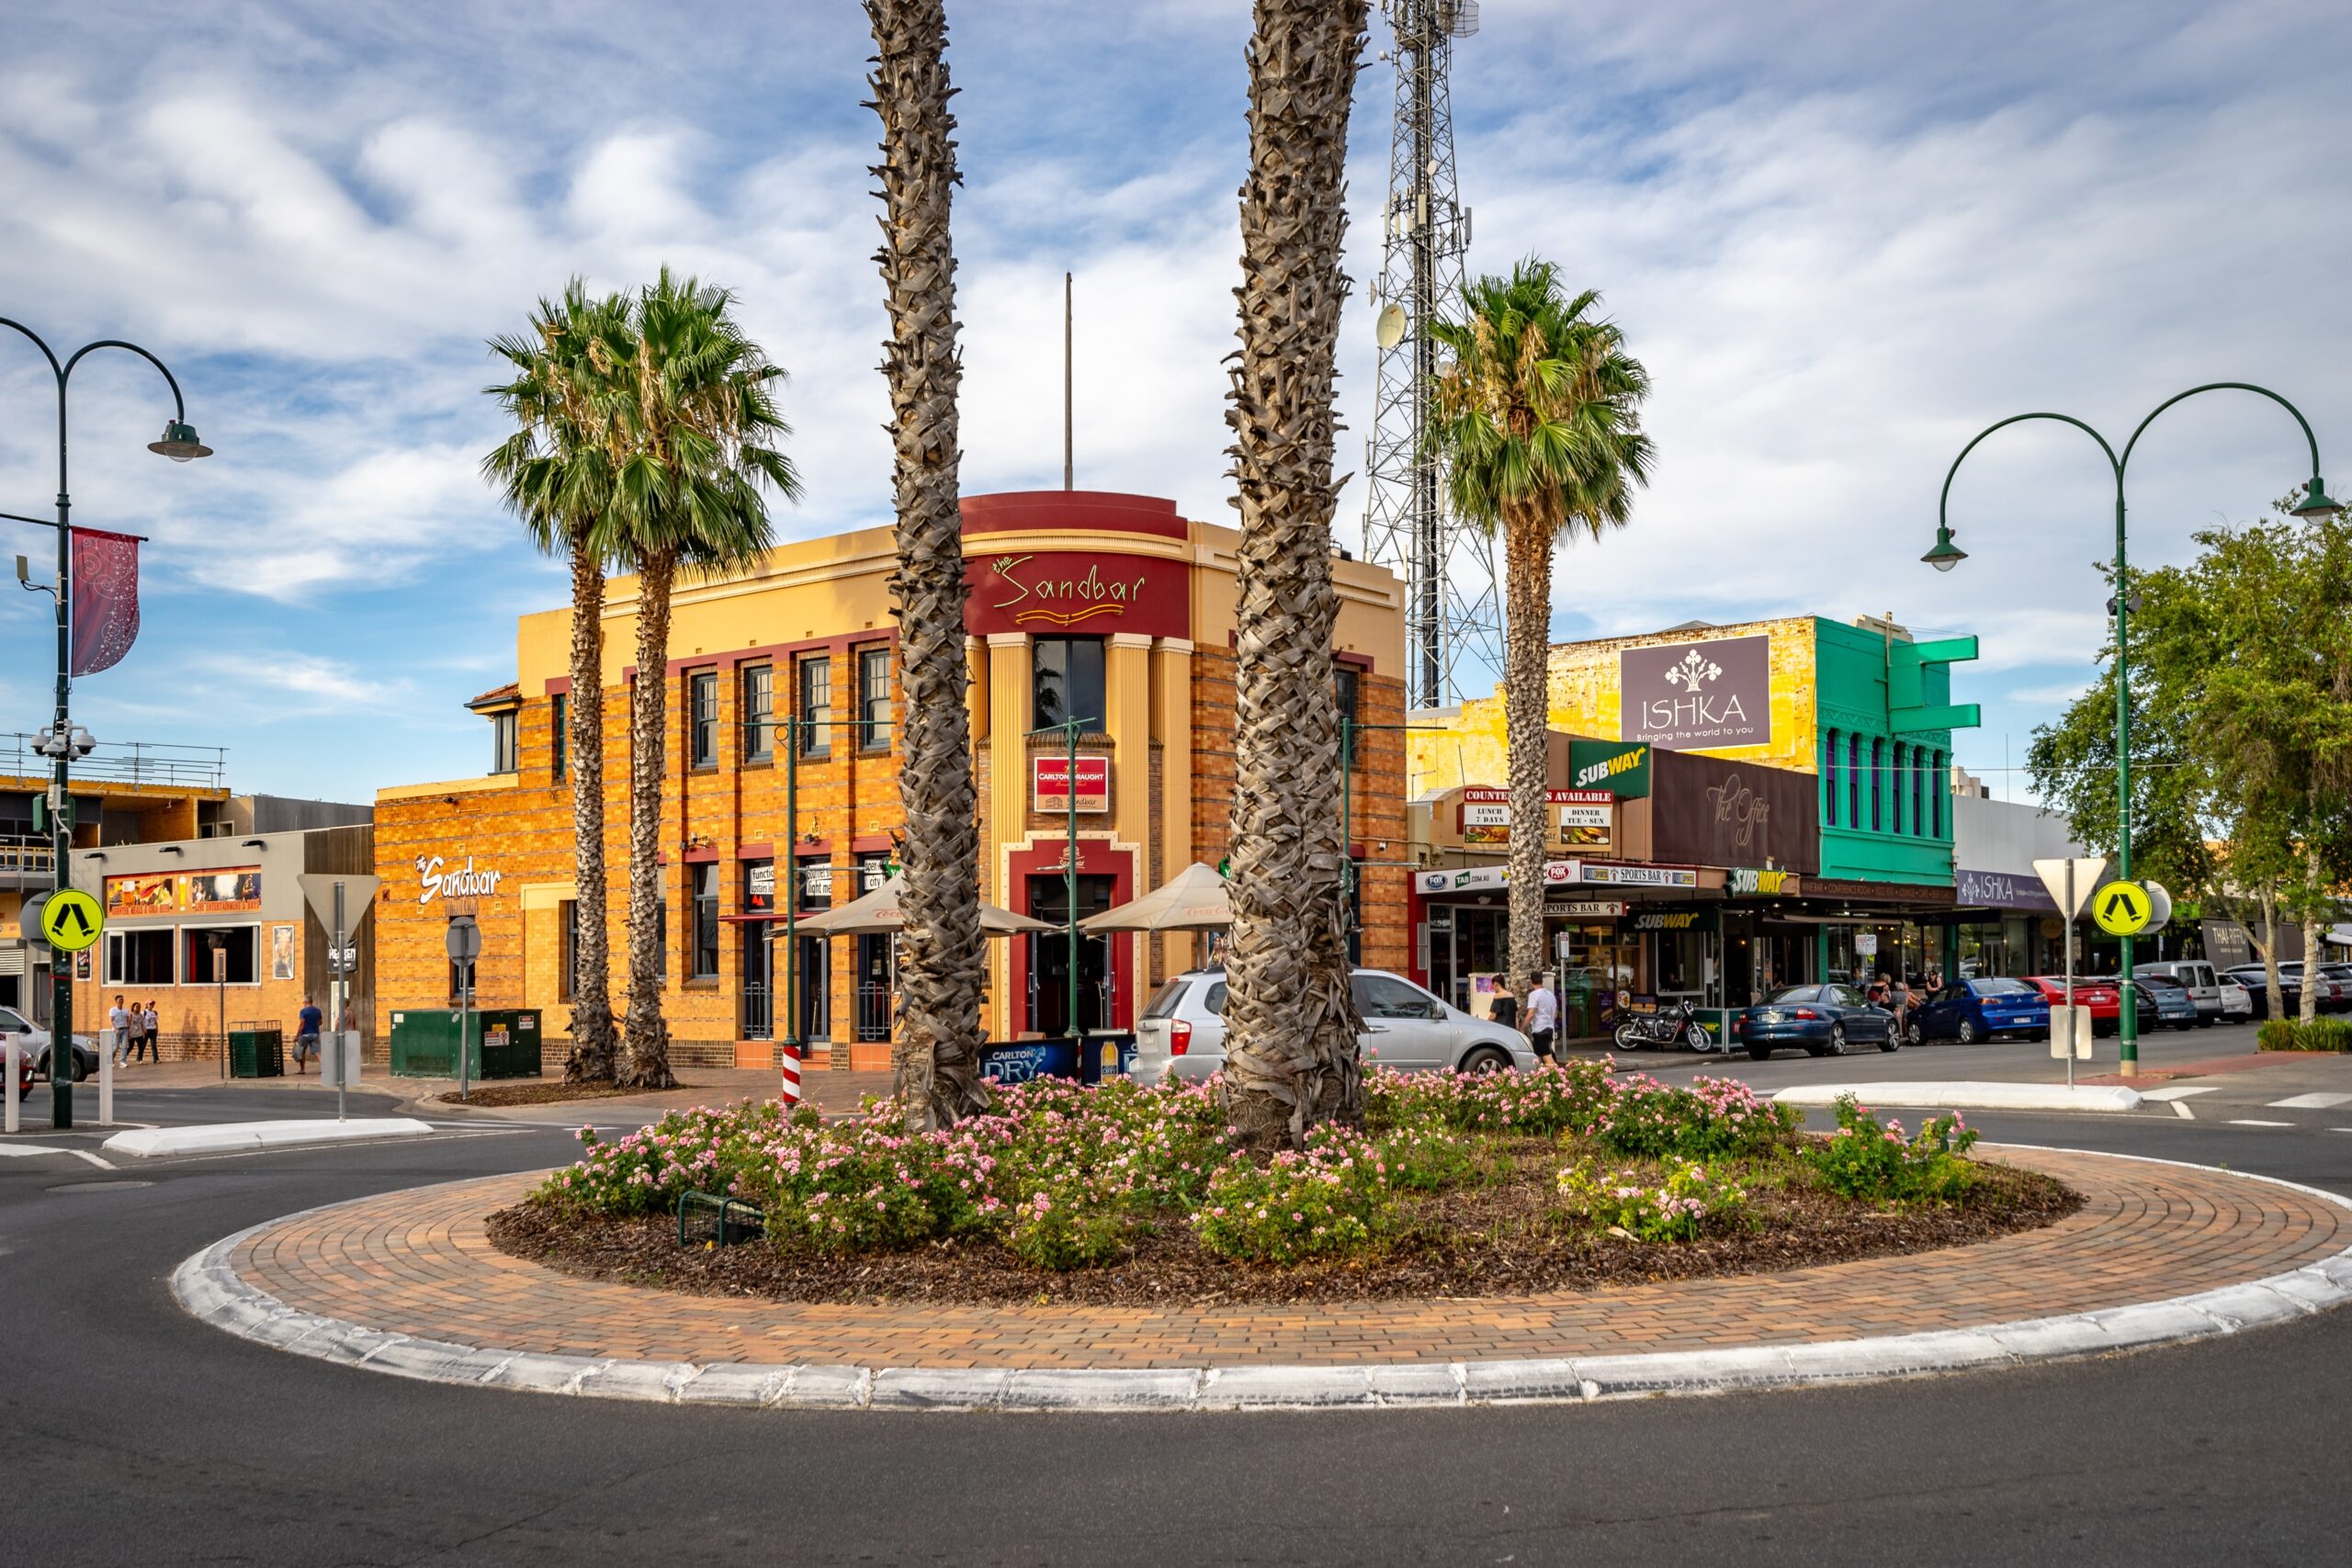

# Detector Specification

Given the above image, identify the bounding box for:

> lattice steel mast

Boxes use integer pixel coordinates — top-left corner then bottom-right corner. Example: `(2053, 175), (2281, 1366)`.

(1362, 0), (1498, 711)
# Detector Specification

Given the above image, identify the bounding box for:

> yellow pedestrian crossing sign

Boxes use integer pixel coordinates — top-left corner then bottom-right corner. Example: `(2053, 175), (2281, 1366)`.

(2090, 880), (2152, 937)
(40, 888), (104, 952)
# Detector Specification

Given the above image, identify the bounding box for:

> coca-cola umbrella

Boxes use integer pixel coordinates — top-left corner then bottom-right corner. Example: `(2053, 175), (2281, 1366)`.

(788, 872), (1054, 937)
(1076, 862), (1231, 933)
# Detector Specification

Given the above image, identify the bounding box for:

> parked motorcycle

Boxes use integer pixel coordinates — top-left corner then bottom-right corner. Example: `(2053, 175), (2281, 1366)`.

(1612, 999), (1714, 1053)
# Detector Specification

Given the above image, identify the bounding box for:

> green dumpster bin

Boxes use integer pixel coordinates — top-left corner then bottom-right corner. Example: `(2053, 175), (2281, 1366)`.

(229, 1026), (284, 1079)
(388, 1009), (543, 1079)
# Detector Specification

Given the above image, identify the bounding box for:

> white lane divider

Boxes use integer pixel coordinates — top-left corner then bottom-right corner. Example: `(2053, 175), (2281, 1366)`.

(2268, 1092), (2352, 1111)
(2228, 1119), (2294, 1127)
(2140, 1086), (2220, 1100)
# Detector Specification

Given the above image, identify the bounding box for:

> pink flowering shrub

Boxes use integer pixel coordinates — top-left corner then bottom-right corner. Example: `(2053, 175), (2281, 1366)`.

(546, 1102), (795, 1216)
(1592, 1074), (1802, 1162)
(1804, 1094), (1978, 1202)
(1365, 1056), (1616, 1136)
(1190, 1124), (1387, 1264)
(1555, 1156), (1748, 1242)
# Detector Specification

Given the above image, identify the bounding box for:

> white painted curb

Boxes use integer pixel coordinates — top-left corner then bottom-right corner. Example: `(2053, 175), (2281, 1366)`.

(1774, 1081), (2143, 1113)
(169, 1147), (2352, 1413)
(107, 1117), (435, 1159)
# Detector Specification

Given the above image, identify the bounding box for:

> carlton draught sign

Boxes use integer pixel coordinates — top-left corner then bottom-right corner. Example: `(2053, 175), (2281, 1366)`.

(1033, 755), (1111, 814)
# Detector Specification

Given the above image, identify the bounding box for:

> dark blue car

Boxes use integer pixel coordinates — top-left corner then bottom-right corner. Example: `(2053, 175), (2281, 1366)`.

(1911, 977), (2051, 1044)
(1732, 984), (1900, 1060)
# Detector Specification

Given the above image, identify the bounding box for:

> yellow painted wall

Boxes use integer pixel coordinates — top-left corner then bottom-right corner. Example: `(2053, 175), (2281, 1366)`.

(1408, 616), (1820, 795)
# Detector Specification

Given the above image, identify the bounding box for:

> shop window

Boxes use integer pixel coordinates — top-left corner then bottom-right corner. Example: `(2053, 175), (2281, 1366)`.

(1031, 637), (1105, 734)
(1870, 738), (1883, 832)
(1847, 733), (1861, 829)
(105, 928), (175, 986)
(551, 693), (568, 783)
(1335, 664), (1361, 767)
(183, 926), (257, 985)
(798, 657), (831, 756)
(796, 856), (834, 913)
(743, 858), (775, 917)
(691, 863), (720, 980)
(1825, 728), (1839, 827)
(858, 646), (892, 751)
(489, 710), (518, 774)
(558, 898), (578, 1002)
(741, 664), (775, 762)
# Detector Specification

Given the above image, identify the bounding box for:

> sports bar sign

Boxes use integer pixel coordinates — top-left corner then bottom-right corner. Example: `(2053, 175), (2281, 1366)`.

(1033, 755), (1111, 814)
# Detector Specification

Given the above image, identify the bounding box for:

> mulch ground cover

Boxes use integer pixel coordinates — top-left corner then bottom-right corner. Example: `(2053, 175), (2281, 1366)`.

(438, 1080), (700, 1109)
(486, 1141), (2080, 1308)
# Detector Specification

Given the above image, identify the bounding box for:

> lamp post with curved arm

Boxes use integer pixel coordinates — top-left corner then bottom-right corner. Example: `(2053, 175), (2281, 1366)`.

(1922, 383), (2338, 1074)
(0, 319), (209, 1128)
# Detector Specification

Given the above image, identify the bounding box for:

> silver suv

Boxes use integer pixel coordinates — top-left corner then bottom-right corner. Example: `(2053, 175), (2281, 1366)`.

(1132, 967), (1537, 1084)
(2132, 962), (2221, 1026)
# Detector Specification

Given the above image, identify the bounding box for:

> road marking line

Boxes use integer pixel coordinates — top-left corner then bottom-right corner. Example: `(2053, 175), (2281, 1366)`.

(2141, 1086), (2220, 1101)
(2172, 1101), (2195, 1120)
(2268, 1092), (2352, 1110)
(70, 1149), (118, 1170)
(2228, 1119), (2293, 1127)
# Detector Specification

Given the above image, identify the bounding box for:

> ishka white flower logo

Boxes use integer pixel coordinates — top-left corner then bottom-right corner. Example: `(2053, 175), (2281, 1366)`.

(1662, 649), (1724, 691)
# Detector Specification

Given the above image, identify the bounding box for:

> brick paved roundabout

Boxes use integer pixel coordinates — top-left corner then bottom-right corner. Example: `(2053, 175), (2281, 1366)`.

(175, 1145), (2352, 1412)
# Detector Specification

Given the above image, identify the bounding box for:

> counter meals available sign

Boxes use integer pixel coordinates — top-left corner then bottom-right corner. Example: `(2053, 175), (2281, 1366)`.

(1033, 755), (1111, 814)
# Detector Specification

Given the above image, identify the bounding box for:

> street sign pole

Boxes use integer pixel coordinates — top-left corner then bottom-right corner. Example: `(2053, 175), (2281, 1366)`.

(2064, 863), (2075, 1089)
(446, 915), (480, 1101)
(333, 880), (346, 1123)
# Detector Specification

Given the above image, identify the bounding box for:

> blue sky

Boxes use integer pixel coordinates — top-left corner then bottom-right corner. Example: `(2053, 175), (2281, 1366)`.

(1, 1), (2346, 804)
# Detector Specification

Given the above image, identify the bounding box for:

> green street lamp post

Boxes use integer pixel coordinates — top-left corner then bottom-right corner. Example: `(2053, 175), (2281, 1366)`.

(1925, 382), (2337, 1073)
(0, 320), (209, 1128)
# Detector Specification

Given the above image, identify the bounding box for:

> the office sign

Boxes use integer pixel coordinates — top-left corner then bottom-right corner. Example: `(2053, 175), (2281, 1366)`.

(1621, 635), (1772, 750)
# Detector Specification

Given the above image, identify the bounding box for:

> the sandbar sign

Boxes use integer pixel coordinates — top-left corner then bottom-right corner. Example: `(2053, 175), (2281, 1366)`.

(416, 854), (503, 905)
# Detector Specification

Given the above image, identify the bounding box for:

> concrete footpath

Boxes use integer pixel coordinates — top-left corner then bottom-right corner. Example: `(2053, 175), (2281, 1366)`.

(1774, 1081), (2143, 1113)
(173, 1145), (2352, 1413)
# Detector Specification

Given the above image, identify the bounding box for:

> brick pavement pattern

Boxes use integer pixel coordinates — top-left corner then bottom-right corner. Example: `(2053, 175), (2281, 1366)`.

(224, 1148), (2345, 1370)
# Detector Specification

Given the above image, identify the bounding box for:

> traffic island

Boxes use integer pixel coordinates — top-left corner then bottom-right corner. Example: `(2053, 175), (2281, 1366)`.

(173, 1146), (2352, 1409)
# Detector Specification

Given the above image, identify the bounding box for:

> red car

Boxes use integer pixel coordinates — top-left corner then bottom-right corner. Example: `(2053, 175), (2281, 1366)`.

(2026, 976), (2130, 1036)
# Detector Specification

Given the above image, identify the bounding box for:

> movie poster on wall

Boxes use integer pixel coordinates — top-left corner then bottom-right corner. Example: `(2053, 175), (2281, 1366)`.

(270, 924), (295, 980)
(184, 869), (262, 914)
(105, 873), (180, 918)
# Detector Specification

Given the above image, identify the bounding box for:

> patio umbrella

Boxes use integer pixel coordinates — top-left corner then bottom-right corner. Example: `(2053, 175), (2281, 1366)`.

(1077, 862), (1231, 933)
(788, 872), (1055, 937)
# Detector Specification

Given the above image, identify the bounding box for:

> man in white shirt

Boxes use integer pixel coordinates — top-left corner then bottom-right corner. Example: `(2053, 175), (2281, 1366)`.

(107, 996), (131, 1066)
(1524, 974), (1558, 1061)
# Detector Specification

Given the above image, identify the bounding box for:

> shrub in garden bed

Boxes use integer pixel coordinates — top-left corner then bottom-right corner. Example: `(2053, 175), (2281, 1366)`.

(2258, 1017), (2352, 1053)
(502, 1060), (2073, 1303)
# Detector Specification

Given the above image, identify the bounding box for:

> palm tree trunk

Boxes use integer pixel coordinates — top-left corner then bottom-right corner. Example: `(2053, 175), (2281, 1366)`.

(1501, 507), (1554, 995)
(618, 547), (677, 1090)
(866, 0), (988, 1131)
(1218, 0), (1370, 1155)
(564, 538), (617, 1083)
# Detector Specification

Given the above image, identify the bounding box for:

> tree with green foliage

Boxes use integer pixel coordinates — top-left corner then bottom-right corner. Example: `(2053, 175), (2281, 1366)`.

(2029, 500), (2352, 1018)
(1429, 261), (1653, 994)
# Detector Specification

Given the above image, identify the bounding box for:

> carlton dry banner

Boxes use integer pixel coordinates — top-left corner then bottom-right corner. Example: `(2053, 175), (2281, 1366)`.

(1621, 635), (1772, 750)
(104, 868), (262, 918)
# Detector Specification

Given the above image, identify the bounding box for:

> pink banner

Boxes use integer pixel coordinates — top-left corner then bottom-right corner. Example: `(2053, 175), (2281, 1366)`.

(70, 526), (141, 675)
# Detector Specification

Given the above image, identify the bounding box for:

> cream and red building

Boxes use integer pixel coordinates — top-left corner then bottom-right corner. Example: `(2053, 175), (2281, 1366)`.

(373, 491), (1408, 1069)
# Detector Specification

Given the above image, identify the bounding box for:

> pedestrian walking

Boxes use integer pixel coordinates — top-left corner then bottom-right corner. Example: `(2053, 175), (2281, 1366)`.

(1889, 974), (1914, 1039)
(138, 1000), (161, 1064)
(108, 994), (131, 1066)
(1524, 973), (1558, 1061)
(1487, 977), (1519, 1032)
(293, 994), (323, 1075)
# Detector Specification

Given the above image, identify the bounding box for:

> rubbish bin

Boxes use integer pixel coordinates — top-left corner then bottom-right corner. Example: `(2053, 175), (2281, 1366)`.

(228, 1026), (284, 1079)
(388, 1009), (544, 1079)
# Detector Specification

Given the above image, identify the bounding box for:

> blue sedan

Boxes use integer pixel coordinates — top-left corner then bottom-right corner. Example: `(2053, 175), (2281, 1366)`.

(1911, 977), (2051, 1044)
(1732, 984), (1900, 1060)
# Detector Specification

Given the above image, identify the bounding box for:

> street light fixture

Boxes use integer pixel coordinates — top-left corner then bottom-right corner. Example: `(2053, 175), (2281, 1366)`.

(1, 319), (209, 1128)
(1924, 380), (2332, 1075)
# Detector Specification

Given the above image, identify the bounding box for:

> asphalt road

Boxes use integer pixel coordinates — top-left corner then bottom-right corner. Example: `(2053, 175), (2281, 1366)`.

(3, 1070), (2349, 1566)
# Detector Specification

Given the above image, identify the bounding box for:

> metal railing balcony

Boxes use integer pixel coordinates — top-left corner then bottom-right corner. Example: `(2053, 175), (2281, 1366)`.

(0, 735), (228, 790)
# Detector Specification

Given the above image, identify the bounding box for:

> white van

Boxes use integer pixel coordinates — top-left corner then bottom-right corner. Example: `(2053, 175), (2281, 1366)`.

(2133, 961), (2221, 1025)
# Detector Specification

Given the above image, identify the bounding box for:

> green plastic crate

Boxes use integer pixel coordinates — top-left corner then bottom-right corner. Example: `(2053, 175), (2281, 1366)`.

(229, 1027), (284, 1079)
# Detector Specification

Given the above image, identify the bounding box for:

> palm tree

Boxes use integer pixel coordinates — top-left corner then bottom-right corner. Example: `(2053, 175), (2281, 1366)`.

(1217, 0), (1372, 1154)
(865, 0), (989, 1129)
(1430, 261), (1655, 993)
(602, 269), (802, 1090)
(482, 282), (632, 1083)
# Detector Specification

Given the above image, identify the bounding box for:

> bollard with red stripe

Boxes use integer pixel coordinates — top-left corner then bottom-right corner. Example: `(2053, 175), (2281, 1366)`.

(778, 1042), (803, 1109)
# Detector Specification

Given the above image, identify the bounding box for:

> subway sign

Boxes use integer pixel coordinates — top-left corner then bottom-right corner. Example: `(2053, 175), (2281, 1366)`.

(1566, 739), (1652, 798)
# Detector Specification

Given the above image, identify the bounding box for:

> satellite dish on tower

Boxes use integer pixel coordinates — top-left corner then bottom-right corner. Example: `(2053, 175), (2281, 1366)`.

(1374, 302), (1408, 350)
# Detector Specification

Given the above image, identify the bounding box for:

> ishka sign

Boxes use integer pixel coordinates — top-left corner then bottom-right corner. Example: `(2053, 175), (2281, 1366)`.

(1620, 636), (1772, 750)
(964, 550), (1188, 640)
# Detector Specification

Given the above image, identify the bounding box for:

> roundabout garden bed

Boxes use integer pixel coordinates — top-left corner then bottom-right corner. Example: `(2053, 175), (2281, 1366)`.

(488, 1063), (2078, 1308)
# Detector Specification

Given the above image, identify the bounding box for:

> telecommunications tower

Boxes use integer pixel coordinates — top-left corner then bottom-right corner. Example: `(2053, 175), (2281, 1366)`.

(1362, 0), (1499, 711)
